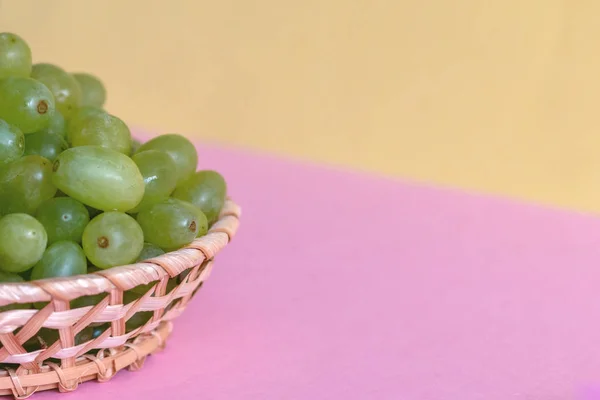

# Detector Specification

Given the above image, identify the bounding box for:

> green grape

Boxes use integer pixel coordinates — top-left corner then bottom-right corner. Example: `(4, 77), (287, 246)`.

(30, 241), (87, 280)
(131, 139), (141, 155)
(52, 146), (144, 211)
(0, 33), (32, 79)
(0, 213), (47, 273)
(67, 106), (104, 139)
(136, 199), (199, 251)
(24, 131), (68, 161)
(123, 291), (153, 331)
(0, 271), (25, 283)
(135, 134), (198, 186)
(136, 242), (165, 262)
(35, 197), (90, 244)
(126, 311), (152, 332)
(0, 155), (57, 215)
(28, 327), (90, 348)
(0, 77), (56, 134)
(172, 170), (226, 224)
(30, 63), (82, 119)
(36, 110), (67, 140)
(129, 150), (177, 213)
(0, 271), (31, 312)
(72, 73), (106, 108)
(131, 277), (178, 296)
(82, 212), (144, 269)
(0, 119), (24, 165)
(171, 198), (208, 237)
(69, 112), (131, 154)
(71, 293), (105, 309)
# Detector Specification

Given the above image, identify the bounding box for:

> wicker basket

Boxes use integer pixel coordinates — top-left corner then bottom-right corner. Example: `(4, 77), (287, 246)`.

(0, 198), (241, 399)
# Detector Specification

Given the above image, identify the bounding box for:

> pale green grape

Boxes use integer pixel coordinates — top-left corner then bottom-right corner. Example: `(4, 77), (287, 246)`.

(171, 198), (208, 237)
(0, 155), (57, 215)
(172, 170), (226, 224)
(30, 241), (87, 280)
(35, 197), (90, 244)
(82, 212), (144, 269)
(67, 106), (104, 141)
(135, 134), (198, 186)
(0, 213), (47, 273)
(52, 146), (145, 211)
(69, 112), (131, 154)
(0, 271), (24, 283)
(0, 33), (32, 79)
(31, 63), (82, 119)
(136, 242), (165, 262)
(24, 131), (68, 161)
(0, 77), (56, 133)
(130, 150), (177, 213)
(72, 73), (106, 108)
(36, 110), (66, 139)
(136, 199), (199, 251)
(0, 119), (24, 165)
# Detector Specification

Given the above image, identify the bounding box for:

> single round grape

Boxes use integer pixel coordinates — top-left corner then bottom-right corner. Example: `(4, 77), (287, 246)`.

(24, 131), (68, 161)
(0, 271), (32, 312)
(69, 112), (131, 154)
(172, 170), (226, 224)
(170, 198), (208, 237)
(136, 242), (165, 262)
(0, 33), (32, 79)
(30, 241), (87, 281)
(30, 63), (82, 119)
(136, 199), (200, 251)
(35, 197), (90, 244)
(0, 213), (47, 273)
(0, 155), (57, 215)
(0, 119), (24, 165)
(67, 106), (104, 138)
(0, 77), (56, 133)
(72, 73), (106, 108)
(82, 212), (144, 269)
(130, 150), (177, 213)
(52, 146), (145, 211)
(36, 110), (67, 140)
(135, 134), (198, 186)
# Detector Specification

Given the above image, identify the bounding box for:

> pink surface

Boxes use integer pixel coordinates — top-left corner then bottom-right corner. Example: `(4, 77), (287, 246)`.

(33, 142), (600, 399)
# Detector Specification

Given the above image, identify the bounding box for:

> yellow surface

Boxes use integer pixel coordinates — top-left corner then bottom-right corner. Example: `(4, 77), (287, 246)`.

(2, 0), (600, 211)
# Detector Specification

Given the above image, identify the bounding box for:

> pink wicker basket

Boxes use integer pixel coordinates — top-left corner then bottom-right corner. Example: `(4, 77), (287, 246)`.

(0, 198), (241, 399)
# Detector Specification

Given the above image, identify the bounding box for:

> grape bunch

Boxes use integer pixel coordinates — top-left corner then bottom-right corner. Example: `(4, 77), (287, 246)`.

(0, 33), (227, 337)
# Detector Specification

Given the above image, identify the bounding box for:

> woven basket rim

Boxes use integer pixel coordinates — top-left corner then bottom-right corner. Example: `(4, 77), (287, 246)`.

(0, 197), (241, 306)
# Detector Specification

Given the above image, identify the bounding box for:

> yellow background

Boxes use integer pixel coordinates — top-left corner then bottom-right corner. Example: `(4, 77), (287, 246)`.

(2, 0), (600, 212)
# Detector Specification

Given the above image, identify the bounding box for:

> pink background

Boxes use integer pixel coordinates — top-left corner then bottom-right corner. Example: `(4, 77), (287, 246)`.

(34, 142), (600, 399)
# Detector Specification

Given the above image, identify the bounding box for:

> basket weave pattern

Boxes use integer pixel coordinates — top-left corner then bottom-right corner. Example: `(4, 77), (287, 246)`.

(0, 199), (241, 398)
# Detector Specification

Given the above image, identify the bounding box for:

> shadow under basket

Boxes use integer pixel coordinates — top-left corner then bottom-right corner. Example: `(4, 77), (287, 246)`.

(0, 198), (241, 399)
